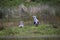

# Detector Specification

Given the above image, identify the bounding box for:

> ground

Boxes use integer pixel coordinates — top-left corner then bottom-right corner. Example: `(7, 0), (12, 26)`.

(0, 24), (60, 36)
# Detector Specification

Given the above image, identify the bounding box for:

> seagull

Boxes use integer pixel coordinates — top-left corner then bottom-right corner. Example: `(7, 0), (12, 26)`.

(19, 21), (24, 28)
(33, 16), (39, 27)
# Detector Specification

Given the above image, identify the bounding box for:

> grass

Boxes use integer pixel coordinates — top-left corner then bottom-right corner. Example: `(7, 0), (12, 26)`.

(0, 24), (60, 36)
(0, 0), (60, 7)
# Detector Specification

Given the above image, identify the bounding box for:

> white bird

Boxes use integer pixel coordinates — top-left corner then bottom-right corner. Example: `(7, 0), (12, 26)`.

(19, 21), (24, 28)
(33, 16), (39, 26)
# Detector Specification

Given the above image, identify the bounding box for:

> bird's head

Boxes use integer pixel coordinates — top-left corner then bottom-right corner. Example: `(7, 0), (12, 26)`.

(33, 16), (36, 19)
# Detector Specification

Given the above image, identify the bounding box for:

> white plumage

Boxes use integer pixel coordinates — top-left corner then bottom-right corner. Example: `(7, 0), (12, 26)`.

(19, 21), (24, 28)
(33, 16), (39, 26)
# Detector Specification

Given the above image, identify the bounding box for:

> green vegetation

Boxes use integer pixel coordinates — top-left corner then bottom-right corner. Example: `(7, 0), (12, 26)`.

(0, 0), (25, 7)
(0, 1), (60, 39)
(0, 24), (60, 36)
(0, 0), (60, 7)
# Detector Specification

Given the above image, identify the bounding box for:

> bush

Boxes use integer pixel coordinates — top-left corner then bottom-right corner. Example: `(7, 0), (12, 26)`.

(0, 0), (25, 7)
